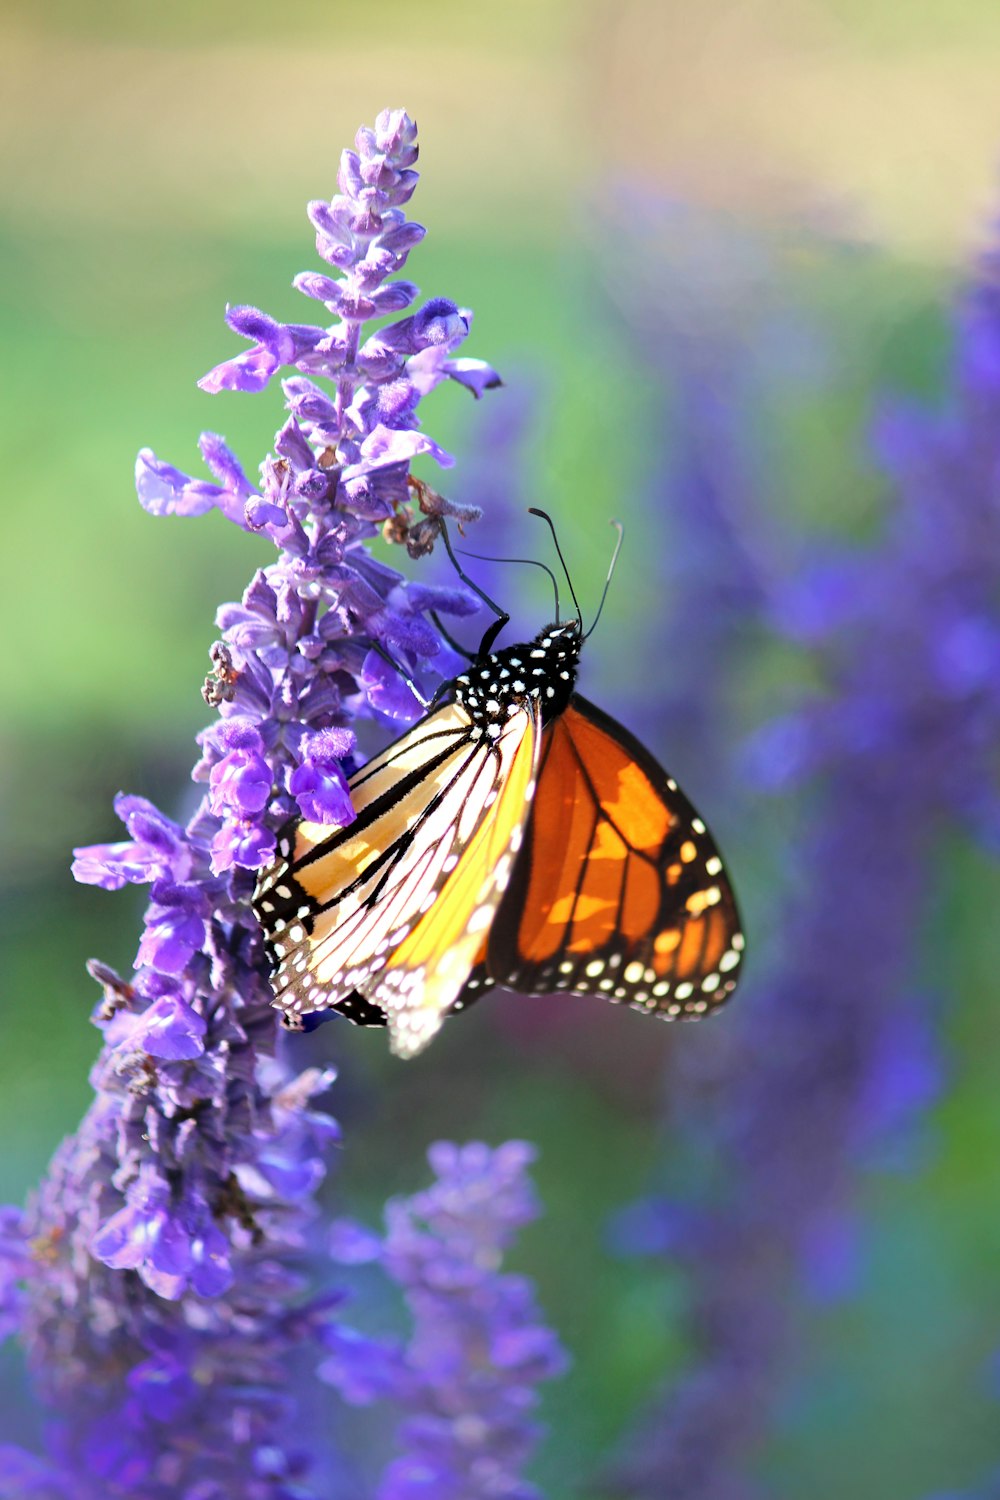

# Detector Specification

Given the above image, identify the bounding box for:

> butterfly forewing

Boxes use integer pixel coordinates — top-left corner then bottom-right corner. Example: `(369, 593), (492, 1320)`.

(476, 696), (744, 1016)
(255, 702), (471, 1012)
(373, 696), (541, 1056)
(254, 698), (542, 1053)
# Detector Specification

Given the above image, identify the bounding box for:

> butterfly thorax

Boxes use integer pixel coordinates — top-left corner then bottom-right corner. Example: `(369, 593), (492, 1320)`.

(452, 620), (582, 736)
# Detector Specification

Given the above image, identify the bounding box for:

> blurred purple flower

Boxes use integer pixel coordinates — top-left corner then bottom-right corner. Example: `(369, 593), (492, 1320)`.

(606, 202), (1000, 1496)
(322, 1142), (568, 1498)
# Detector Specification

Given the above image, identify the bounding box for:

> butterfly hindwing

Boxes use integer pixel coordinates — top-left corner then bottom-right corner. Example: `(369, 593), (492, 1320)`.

(476, 695), (744, 1017)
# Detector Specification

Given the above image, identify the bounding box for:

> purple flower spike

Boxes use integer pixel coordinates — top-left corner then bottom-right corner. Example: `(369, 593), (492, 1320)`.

(1, 107), (542, 1499)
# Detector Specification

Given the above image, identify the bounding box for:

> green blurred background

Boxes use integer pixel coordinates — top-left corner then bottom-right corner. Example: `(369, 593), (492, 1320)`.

(4, 1), (1000, 1494)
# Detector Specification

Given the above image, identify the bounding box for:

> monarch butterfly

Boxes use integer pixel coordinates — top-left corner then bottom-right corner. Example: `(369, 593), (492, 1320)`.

(253, 513), (744, 1058)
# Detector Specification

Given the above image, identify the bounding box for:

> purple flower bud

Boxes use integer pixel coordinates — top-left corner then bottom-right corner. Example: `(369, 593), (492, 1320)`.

(339, 458), (411, 519)
(135, 449), (221, 517)
(129, 992), (207, 1061)
(289, 728), (357, 826)
(437, 355), (504, 398)
(374, 606), (440, 658)
(184, 1214), (234, 1299)
(329, 1219), (383, 1265)
(492, 1323), (568, 1379)
(93, 1173), (234, 1300)
(359, 423), (454, 470)
(72, 795), (191, 890)
(198, 342), (279, 395)
(412, 296), (467, 347)
(209, 816), (276, 874)
(136, 882), (208, 974)
(125, 1352), (198, 1423)
(198, 431), (255, 496)
(135, 449), (253, 528)
(394, 581), (479, 617)
(198, 310), (327, 396)
(244, 495), (291, 532)
(274, 413), (318, 473)
(208, 723), (273, 817)
(318, 1325), (405, 1405)
(253, 1144), (325, 1202)
(91, 1168), (173, 1272)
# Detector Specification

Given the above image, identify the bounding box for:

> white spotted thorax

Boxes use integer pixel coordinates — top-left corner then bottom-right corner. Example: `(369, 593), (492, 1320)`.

(452, 619), (582, 735)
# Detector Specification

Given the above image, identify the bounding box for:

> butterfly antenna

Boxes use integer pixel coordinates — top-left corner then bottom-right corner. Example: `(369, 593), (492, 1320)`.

(583, 520), (624, 640)
(455, 546), (561, 622)
(439, 520), (510, 656)
(528, 507), (581, 627)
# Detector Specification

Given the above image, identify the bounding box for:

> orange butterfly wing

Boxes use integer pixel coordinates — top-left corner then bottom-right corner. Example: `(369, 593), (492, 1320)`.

(461, 695), (744, 1017)
(254, 697), (543, 1056)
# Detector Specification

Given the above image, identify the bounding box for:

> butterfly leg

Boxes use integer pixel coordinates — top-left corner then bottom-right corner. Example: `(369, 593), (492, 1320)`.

(367, 642), (432, 710)
(429, 609), (477, 662)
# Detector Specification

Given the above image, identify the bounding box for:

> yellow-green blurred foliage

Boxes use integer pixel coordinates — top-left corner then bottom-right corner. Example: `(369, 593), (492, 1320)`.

(4, 2), (1000, 1495)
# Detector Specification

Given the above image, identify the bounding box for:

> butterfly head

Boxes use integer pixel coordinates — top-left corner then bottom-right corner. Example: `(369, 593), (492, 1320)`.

(453, 619), (582, 733)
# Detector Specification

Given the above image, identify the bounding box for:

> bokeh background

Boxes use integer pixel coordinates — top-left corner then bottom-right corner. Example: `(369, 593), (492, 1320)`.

(4, 1), (1000, 1495)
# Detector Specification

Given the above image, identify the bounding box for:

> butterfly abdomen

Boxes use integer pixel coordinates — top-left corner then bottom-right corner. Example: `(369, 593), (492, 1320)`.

(452, 621), (582, 732)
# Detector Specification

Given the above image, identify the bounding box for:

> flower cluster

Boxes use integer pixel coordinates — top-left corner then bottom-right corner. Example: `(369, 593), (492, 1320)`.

(0, 108), (522, 1492)
(71, 102), (495, 1301)
(322, 1142), (568, 1499)
(610, 208), (1000, 1495)
(133, 107), (495, 878)
(3, 1064), (337, 1499)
